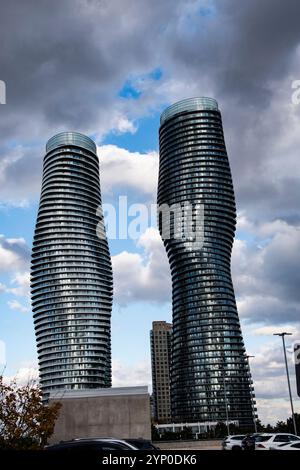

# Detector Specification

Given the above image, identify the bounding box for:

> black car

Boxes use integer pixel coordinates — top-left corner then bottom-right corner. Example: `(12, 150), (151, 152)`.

(124, 439), (159, 450)
(45, 438), (138, 452)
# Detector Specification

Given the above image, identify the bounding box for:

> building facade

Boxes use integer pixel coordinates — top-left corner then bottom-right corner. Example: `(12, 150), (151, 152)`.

(31, 132), (113, 395)
(150, 321), (172, 423)
(158, 98), (256, 426)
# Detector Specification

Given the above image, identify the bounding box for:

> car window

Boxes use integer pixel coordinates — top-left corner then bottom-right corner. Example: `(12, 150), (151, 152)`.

(138, 443), (154, 449)
(46, 444), (73, 451)
(60, 444), (85, 451)
(232, 436), (244, 440)
(126, 440), (144, 448)
(49, 441), (131, 451)
(288, 435), (300, 441)
(256, 435), (272, 442)
(100, 443), (130, 451)
(68, 442), (100, 451)
(274, 435), (290, 442)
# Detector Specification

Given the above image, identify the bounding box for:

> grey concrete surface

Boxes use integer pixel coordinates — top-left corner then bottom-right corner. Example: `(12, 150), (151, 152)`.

(49, 387), (151, 443)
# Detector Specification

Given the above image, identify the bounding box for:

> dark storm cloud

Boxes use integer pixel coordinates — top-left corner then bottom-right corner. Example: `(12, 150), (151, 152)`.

(232, 223), (300, 324)
(162, 0), (300, 222)
(167, 0), (300, 103)
(0, 0), (178, 200)
(0, 0), (300, 327)
(213, 0), (300, 101)
(1, 0), (300, 216)
(0, 0), (175, 133)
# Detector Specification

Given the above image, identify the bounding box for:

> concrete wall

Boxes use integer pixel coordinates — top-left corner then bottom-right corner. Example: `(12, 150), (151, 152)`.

(49, 387), (151, 443)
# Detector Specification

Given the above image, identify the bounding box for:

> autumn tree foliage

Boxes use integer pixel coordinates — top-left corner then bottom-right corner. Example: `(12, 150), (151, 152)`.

(0, 376), (61, 449)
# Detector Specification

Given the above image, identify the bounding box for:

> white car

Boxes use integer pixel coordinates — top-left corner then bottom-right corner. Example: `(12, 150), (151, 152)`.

(222, 435), (246, 451)
(274, 441), (300, 451)
(255, 433), (300, 450)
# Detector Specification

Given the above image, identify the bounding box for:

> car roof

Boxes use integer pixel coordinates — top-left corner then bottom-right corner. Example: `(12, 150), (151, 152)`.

(53, 438), (132, 445)
(48, 438), (138, 450)
(260, 433), (295, 436)
(71, 438), (126, 442)
(125, 438), (150, 441)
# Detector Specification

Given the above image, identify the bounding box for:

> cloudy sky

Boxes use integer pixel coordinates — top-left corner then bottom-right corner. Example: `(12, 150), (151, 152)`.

(1, 0), (300, 425)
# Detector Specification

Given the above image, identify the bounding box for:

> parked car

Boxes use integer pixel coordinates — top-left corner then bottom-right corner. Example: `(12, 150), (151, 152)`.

(124, 439), (159, 450)
(45, 438), (138, 452)
(255, 433), (300, 450)
(222, 435), (246, 451)
(273, 441), (300, 451)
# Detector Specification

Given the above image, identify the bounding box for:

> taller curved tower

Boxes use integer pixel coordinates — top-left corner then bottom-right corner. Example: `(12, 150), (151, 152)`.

(31, 132), (112, 395)
(158, 98), (255, 426)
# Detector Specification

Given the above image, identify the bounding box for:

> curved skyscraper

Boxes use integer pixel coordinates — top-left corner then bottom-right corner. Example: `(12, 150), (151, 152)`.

(158, 98), (255, 426)
(31, 132), (112, 395)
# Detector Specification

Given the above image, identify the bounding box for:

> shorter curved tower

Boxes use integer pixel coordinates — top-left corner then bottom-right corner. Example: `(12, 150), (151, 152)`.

(31, 132), (113, 394)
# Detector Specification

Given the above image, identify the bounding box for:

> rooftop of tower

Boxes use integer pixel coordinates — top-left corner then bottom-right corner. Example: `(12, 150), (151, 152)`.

(160, 97), (219, 125)
(46, 131), (97, 154)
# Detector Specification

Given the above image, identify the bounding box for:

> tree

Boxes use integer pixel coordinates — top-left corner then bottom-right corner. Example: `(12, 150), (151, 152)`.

(151, 424), (160, 441)
(274, 420), (288, 433)
(264, 424), (275, 433)
(0, 376), (61, 449)
(255, 419), (266, 432)
(214, 421), (228, 438)
(286, 413), (300, 434)
(180, 426), (193, 440)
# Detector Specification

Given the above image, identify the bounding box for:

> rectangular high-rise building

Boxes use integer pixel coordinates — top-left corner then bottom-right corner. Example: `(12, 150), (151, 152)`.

(150, 321), (172, 423)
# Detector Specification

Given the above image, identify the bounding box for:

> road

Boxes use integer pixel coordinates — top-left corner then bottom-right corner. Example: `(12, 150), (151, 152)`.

(154, 440), (222, 450)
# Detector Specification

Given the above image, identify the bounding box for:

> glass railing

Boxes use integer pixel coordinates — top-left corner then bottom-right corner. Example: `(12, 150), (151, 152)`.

(160, 97), (219, 125)
(46, 132), (97, 154)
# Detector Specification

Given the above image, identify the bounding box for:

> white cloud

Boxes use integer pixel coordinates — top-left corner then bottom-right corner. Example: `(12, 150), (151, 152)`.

(0, 147), (24, 188)
(257, 398), (299, 425)
(236, 213), (292, 239)
(112, 359), (151, 390)
(237, 295), (300, 324)
(252, 325), (300, 337)
(112, 114), (137, 134)
(233, 219), (300, 324)
(112, 227), (171, 305)
(7, 299), (30, 314)
(99, 145), (158, 197)
(3, 363), (39, 386)
(8, 271), (30, 297)
(0, 235), (30, 272)
(249, 340), (300, 424)
(0, 282), (6, 293)
(0, 271), (31, 316)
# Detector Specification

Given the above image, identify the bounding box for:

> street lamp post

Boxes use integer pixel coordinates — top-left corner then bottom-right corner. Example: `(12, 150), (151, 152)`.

(245, 354), (257, 433)
(274, 332), (298, 435)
